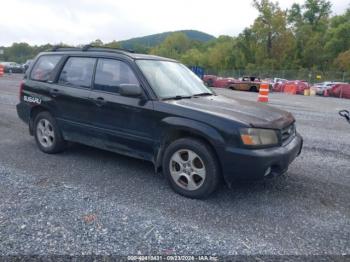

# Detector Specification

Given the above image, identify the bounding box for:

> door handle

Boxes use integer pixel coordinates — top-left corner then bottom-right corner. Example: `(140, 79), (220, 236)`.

(50, 89), (60, 97)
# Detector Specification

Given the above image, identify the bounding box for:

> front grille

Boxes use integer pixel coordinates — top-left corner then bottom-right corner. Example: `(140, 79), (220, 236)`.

(281, 123), (296, 143)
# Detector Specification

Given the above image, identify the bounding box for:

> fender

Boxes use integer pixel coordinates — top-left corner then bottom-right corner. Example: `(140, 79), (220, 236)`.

(154, 116), (226, 172)
(28, 104), (56, 135)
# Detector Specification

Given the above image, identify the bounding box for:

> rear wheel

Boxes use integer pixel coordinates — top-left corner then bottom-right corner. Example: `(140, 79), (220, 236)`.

(162, 138), (221, 199)
(34, 112), (66, 154)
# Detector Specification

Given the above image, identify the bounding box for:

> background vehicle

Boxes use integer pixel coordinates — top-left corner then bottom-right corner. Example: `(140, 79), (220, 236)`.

(313, 81), (334, 95)
(270, 78), (287, 90)
(23, 59), (33, 72)
(227, 76), (261, 92)
(327, 83), (350, 99)
(203, 75), (237, 88)
(211, 77), (237, 88)
(274, 80), (310, 94)
(203, 75), (217, 86)
(0, 62), (24, 73)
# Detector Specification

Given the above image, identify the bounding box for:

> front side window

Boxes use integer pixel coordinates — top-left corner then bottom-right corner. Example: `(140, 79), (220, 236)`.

(94, 59), (139, 93)
(31, 55), (62, 81)
(136, 60), (213, 99)
(58, 57), (96, 88)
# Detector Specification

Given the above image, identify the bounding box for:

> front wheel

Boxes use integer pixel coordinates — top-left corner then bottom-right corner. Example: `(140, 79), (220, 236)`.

(162, 138), (221, 199)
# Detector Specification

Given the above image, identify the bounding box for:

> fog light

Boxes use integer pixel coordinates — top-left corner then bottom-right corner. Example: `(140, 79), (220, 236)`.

(264, 167), (271, 176)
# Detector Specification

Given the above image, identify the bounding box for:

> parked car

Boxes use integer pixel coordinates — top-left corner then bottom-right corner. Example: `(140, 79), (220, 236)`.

(313, 82), (332, 95)
(0, 62), (24, 73)
(17, 46), (303, 199)
(276, 80), (310, 94)
(1, 62), (24, 73)
(203, 75), (237, 88)
(23, 59), (33, 72)
(227, 76), (261, 92)
(212, 77), (238, 88)
(270, 78), (287, 91)
(203, 75), (218, 87)
(327, 83), (350, 99)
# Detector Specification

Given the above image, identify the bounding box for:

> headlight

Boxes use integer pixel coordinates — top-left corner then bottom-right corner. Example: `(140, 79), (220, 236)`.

(240, 128), (279, 146)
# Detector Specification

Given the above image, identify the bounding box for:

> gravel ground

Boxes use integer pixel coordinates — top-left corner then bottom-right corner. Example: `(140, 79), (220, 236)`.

(0, 74), (349, 256)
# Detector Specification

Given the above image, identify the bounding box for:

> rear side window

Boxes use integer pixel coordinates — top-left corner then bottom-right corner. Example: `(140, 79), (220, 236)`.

(58, 57), (96, 88)
(30, 55), (62, 81)
(94, 59), (139, 93)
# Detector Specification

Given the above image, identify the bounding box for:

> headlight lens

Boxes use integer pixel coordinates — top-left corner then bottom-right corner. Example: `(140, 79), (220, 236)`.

(240, 128), (279, 146)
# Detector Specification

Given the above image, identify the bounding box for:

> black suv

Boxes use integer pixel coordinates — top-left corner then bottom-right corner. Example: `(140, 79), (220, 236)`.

(16, 46), (303, 198)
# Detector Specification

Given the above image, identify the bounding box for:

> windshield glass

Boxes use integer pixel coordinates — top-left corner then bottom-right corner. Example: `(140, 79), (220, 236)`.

(136, 60), (213, 99)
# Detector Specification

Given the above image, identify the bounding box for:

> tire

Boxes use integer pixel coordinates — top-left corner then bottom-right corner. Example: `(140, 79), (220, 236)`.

(162, 138), (221, 199)
(206, 79), (213, 87)
(250, 86), (258, 92)
(34, 111), (66, 154)
(228, 85), (235, 90)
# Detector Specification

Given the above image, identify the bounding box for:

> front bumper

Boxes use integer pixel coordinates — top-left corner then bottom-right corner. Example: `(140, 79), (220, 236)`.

(221, 133), (303, 184)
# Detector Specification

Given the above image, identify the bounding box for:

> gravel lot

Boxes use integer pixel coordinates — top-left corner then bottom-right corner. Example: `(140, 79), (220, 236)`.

(0, 74), (349, 256)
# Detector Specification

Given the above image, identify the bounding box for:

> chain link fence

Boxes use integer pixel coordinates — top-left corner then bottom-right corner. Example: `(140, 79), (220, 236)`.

(205, 69), (349, 84)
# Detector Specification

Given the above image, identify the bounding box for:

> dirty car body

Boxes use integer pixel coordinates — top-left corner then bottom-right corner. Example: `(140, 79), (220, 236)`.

(16, 47), (303, 198)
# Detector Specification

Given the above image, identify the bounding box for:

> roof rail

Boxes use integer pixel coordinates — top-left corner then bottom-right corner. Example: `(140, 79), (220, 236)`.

(49, 45), (135, 54)
(50, 45), (79, 52)
(82, 45), (135, 53)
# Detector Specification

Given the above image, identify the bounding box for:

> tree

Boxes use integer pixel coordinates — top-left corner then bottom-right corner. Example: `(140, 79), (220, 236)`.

(90, 39), (103, 46)
(104, 40), (121, 49)
(180, 48), (205, 67)
(3, 43), (35, 63)
(287, 0), (332, 69)
(249, 0), (296, 69)
(150, 32), (192, 59)
(334, 50), (350, 73)
(324, 9), (350, 58)
(303, 0), (331, 29)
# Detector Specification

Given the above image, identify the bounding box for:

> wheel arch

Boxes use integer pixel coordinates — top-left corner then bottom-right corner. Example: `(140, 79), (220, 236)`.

(29, 105), (53, 135)
(154, 117), (225, 174)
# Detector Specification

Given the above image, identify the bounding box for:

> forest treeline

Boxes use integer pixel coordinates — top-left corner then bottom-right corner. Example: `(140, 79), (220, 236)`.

(1, 0), (349, 77)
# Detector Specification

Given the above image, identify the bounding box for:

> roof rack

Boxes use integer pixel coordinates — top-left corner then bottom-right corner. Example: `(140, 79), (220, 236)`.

(82, 44), (135, 53)
(49, 45), (135, 54)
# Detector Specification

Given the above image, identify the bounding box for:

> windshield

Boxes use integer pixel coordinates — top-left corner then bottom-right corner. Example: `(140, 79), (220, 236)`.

(136, 60), (213, 99)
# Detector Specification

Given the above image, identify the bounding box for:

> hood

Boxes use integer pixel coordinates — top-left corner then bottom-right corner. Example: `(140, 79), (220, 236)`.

(165, 95), (294, 129)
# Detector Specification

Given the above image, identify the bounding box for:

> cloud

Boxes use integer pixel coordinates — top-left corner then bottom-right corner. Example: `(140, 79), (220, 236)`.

(0, 0), (348, 46)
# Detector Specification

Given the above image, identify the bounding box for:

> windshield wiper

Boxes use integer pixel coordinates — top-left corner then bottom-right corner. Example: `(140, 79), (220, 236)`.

(162, 95), (193, 101)
(193, 92), (214, 97)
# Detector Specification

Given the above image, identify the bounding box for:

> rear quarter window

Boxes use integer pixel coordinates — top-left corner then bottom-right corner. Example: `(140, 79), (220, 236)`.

(30, 55), (62, 81)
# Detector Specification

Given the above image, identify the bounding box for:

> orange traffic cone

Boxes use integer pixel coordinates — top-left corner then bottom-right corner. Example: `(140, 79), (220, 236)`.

(257, 83), (269, 102)
(0, 65), (4, 77)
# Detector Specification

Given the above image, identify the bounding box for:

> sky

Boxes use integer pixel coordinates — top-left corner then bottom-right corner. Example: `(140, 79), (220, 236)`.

(1, 0), (349, 46)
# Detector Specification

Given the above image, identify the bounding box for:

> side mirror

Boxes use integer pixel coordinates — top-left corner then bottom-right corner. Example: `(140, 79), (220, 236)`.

(119, 84), (143, 97)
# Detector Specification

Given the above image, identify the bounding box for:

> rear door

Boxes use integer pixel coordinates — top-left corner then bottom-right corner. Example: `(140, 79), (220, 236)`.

(89, 58), (155, 161)
(27, 54), (63, 106)
(49, 56), (96, 142)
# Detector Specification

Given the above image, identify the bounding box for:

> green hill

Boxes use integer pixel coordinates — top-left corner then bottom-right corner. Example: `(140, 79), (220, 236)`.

(119, 30), (215, 49)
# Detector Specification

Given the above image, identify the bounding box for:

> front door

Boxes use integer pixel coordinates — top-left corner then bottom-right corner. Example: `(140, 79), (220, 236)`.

(89, 58), (155, 161)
